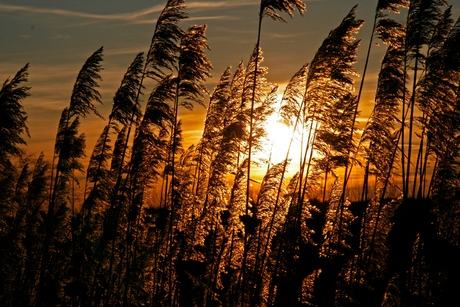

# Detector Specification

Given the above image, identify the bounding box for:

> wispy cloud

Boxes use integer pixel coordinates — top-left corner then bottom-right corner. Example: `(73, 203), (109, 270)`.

(135, 15), (239, 25)
(270, 32), (303, 39)
(0, 3), (165, 23)
(0, 2), (254, 25)
(187, 1), (257, 9)
(49, 34), (71, 40)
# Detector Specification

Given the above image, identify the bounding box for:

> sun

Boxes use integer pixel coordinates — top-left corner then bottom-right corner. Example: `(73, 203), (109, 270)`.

(264, 113), (302, 165)
(255, 90), (318, 178)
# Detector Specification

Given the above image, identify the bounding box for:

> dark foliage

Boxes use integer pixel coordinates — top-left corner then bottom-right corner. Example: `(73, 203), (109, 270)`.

(1, 1), (460, 307)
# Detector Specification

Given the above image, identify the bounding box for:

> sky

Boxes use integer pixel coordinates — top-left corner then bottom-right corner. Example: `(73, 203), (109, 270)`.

(2, 0), (460, 164)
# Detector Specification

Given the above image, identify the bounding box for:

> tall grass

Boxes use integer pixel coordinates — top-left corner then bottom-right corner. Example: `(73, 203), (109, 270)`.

(1, 0), (460, 306)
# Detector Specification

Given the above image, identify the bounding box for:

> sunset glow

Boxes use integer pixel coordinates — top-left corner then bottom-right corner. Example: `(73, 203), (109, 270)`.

(264, 113), (304, 163)
(2, 1), (460, 306)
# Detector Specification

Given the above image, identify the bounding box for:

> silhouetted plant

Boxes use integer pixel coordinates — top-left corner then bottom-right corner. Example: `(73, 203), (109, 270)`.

(245, 0), (306, 248)
(360, 41), (406, 201)
(168, 23), (212, 212)
(194, 66), (232, 199)
(36, 46), (103, 307)
(0, 64), (31, 168)
(392, 0), (445, 198)
(3, 1), (460, 306)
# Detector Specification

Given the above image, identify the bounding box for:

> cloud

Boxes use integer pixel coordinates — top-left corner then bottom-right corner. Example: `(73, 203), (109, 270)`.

(0, 2), (253, 25)
(270, 32), (302, 38)
(0, 3), (165, 23)
(134, 15), (239, 25)
(49, 34), (71, 40)
(187, 1), (257, 9)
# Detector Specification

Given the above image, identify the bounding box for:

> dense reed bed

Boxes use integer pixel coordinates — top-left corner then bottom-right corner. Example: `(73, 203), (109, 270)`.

(1, 0), (460, 306)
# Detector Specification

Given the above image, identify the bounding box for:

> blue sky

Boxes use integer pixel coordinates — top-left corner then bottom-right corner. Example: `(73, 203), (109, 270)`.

(1, 0), (460, 160)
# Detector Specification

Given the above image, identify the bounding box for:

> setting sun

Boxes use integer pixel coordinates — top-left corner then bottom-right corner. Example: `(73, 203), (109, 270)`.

(262, 109), (318, 173)
(264, 114), (297, 163)
(2, 0), (459, 306)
